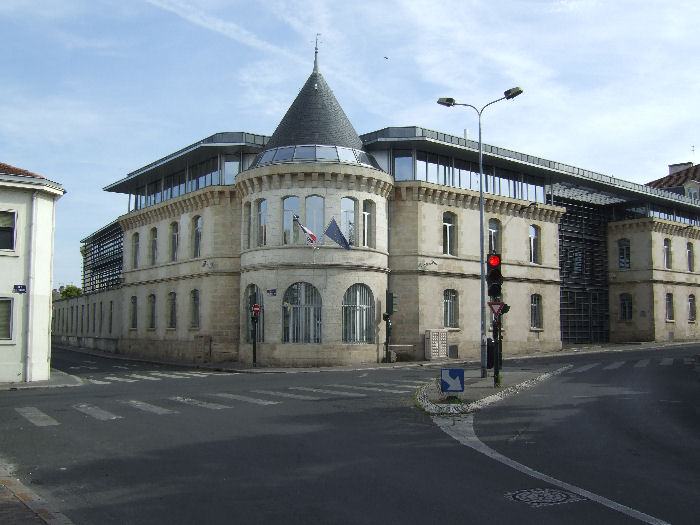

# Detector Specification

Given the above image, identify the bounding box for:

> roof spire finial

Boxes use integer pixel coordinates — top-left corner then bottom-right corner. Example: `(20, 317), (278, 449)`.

(314, 33), (320, 72)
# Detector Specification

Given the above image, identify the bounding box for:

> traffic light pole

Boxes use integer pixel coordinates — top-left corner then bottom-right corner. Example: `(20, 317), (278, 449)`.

(493, 315), (501, 387)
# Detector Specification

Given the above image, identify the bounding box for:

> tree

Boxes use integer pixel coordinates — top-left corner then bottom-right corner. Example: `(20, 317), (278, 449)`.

(60, 285), (82, 298)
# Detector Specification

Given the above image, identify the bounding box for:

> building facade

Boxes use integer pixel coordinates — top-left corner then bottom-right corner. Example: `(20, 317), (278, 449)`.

(52, 57), (700, 366)
(1, 162), (64, 382)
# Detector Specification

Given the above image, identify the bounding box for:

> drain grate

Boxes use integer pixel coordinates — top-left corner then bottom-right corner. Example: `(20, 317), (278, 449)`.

(505, 488), (586, 508)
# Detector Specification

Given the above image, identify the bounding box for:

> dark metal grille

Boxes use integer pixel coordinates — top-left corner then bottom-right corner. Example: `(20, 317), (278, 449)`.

(81, 222), (123, 293)
(555, 197), (609, 344)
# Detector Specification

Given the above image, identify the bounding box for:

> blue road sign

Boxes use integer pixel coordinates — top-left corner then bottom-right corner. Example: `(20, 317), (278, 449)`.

(440, 368), (465, 392)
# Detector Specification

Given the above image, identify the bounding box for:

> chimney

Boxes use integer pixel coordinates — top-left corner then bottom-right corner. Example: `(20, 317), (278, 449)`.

(669, 162), (693, 175)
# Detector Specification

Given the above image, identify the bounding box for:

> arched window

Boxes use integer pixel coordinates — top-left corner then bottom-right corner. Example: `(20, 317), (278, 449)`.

(149, 228), (158, 265)
(256, 199), (267, 246)
(443, 212), (456, 255)
(306, 196), (325, 245)
(529, 225), (541, 264)
(687, 242), (694, 272)
(245, 284), (264, 343)
(618, 238), (630, 269)
(488, 218), (501, 254)
(341, 197), (356, 245)
(689, 294), (696, 322)
(148, 294), (156, 329)
(132, 233), (140, 269)
(190, 289), (200, 328)
(283, 282), (322, 343)
(283, 196), (300, 245)
(362, 200), (375, 248)
(619, 293), (632, 321)
(443, 289), (458, 328)
(167, 292), (177, 328)
(342, 284), (374, 343)
(130, 296), (138, 329)
(530, 294), (543, 329)
(665, 293), (674, 321)
(192, 216), (202, 258)
(170, 222), (179, 262)
(663, 238), (672, 269)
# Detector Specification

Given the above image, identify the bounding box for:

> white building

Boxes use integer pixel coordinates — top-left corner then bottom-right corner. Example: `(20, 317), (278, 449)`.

(1, 162), (64, 382)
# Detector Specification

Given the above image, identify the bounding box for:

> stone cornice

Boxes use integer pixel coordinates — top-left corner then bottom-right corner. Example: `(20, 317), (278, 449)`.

(392, 181), (566, 223)
(237, 163), (394, 200)
(608, 217), (700, 239)
(119, 187), (238, 230)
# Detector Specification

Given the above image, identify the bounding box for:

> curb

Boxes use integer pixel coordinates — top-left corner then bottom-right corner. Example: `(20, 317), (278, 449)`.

(415, 365), (573, 416)
(0, 467), (74, 525)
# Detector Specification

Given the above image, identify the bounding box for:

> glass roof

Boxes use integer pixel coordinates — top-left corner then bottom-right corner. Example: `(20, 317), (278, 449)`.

(251, 144), (382, 171)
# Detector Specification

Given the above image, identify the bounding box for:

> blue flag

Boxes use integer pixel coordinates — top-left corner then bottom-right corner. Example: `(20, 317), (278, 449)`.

(324, 217), (350, 250)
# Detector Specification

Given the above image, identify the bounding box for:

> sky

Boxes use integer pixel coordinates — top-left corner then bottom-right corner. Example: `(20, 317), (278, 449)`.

(2, 0), (699, 287)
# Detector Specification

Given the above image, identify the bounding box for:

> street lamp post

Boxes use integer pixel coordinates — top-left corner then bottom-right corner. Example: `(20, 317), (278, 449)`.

(437, 87), (523, 378)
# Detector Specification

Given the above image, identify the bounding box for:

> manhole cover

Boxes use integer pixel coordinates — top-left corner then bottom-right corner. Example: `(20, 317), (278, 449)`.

(504, 488), (586, 508)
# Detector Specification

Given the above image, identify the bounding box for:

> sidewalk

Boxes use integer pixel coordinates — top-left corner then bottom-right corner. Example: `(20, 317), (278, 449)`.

(0, 370), (83, 392)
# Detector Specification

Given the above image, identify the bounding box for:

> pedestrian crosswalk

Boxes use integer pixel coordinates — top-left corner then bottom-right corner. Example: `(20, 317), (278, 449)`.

(86, 370), (217, 385)
(12, 379), (429, 427)
(567, 357), (694, 375)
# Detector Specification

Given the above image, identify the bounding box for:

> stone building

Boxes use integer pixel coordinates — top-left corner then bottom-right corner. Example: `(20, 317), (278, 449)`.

(51, 56), (700, 366)
(1, 162), (64, 382)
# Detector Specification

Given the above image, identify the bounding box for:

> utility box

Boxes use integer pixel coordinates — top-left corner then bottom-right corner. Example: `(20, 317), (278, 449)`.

(425, 329), (448, 360)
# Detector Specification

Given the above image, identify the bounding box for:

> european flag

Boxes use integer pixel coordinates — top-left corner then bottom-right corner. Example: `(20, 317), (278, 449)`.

(324, 217), (350, 250)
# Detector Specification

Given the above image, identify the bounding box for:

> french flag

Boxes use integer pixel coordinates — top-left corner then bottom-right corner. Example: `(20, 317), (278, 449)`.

(293, 215), (317, 244)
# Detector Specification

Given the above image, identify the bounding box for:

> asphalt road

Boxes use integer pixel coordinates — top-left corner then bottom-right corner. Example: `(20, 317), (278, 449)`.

(0, 345), (697, 524)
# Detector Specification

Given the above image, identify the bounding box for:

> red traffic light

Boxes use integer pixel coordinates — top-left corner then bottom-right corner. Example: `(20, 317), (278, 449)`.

(488, 254), (501, 267)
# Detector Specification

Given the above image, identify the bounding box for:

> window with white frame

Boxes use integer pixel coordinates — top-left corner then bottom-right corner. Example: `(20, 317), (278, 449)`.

(663, 238), (672, 269)
(341, 197), (356, 245)
(283, 282), (322, 343)
(666, 293), (674, 321)
(488, 218), (501, 254)
(689, 294), (696, 322)
(529, 225), (541, 264)
(170, 222), (179, 262)
(256, 199), (267, 246)
(149, 228), (158, 265)
(283, 196), (300, 245)
(530, 294), (543, 329)
(362, 200), (375, 248)
(443, 212), (456, 255)
(619, 293), (632, 321)
(342, 284), (374, 343)
(306, 196), (324, 245)
(190, 289), (200, 328)
(0, 211), (15, 250)
(245, 284), (264, 343)
(618, 238), (631, 269)
(443, 289), (458, 328)
(193, 216), (202, 258)
(132, 233), (140, 269)
(167, 292), (177, 328)
(0, 298), (12, 339)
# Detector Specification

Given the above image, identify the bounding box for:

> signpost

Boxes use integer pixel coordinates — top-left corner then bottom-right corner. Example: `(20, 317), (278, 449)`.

(440, 368), (465, 393)
(251, 303), (260, 367)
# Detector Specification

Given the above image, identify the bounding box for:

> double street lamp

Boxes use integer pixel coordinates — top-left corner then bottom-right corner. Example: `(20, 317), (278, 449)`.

(437, 87), (523, 378)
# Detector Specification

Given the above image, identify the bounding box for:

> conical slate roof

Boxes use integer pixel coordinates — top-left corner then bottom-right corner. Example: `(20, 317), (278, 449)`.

(263, 58), (363, 151)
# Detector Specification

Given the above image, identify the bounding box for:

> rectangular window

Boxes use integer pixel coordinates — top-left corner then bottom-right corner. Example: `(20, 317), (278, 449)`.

(0, 298), (12, 339)
(530, 294), (543, 329)
(393, 150), (413, 181)
(109, 300), (113, 334)
(666, 293), (674, 321)
(130, 296), (138, 329)
(443, 290), (458, 328)
(0, 211), (15, 250)
(619, 294), (632, 321)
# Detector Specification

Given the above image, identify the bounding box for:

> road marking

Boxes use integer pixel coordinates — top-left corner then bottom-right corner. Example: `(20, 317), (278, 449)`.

(169, 396), (231, 410)
(121, 400), (177, 415)
(569, 363), (600, 373)
(210, 393), (280, 406)
(602, 361), (625, 370)
(113, 365), (130, 370)
(634, 359), (650, 368)
(128, 374), (162, 381)
(15, 407), (60, 427)
(175, 371), (213, 377)
(367, 381), (425, 388)
(251, 389), (321, 400)
(87, 378), (111, 385)
(73, 403), (122, 421)
(150, 372), (194, 379)
(327, 383), (411, 394)
(434, 415), (670, 525)
(103, 376), (138, 383)
(289, 386), (367, 398)
(683, 357), (694, 366)
(659, 358), (674, 366)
